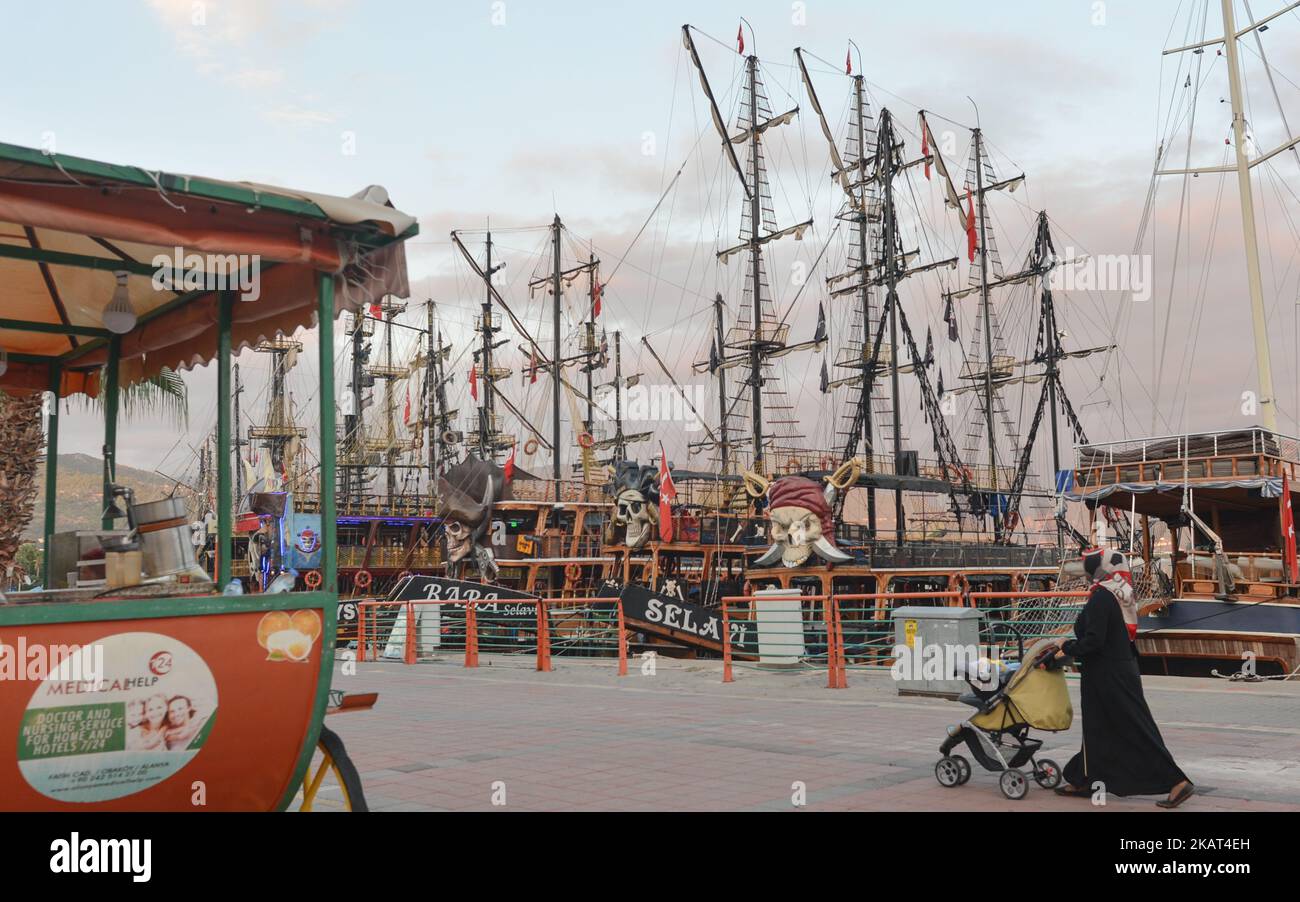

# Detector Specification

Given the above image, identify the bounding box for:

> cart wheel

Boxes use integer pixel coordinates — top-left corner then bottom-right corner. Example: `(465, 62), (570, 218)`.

(1033, 758), (1062, 789)
(999, 768), (1029, 800)
(296, 725), (368, 812)
(934, 756), (964, 788)
(952, 754), (972, 785)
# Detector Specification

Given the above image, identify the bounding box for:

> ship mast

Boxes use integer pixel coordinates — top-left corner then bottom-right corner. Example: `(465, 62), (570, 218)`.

(879, 109), (907, 543)
(973, 126), (1000, 535)
(683, 24), (815, 475)
(1156, 0), (1300, 433)
(551, 215), (563, 498)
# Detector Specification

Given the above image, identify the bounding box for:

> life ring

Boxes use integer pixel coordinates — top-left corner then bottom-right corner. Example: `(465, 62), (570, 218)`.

(564, 563), (582, 582)
(354, 569), (373, 589)
(524, 437), (539, 455)
(303, 570), (323, 590)
(578, 432), (595, 449)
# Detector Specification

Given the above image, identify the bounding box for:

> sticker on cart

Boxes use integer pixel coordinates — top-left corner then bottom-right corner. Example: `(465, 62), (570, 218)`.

(17, 632), (218, 803)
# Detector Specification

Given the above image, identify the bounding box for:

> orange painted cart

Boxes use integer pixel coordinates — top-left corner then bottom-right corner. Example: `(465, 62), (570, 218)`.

(0, 143), (417, 811)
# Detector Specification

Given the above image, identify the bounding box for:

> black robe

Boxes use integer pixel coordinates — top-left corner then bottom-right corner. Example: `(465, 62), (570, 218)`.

(1061, 585), (1189, 796)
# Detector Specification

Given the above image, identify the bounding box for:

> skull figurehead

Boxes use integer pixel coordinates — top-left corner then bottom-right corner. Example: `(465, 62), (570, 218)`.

(437, 456), (510, 580)
(754, 475), (853, 568)
(605, 461), (660, 550)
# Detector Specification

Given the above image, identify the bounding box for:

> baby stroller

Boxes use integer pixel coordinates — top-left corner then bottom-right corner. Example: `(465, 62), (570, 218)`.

(933, 626), (1073, 799)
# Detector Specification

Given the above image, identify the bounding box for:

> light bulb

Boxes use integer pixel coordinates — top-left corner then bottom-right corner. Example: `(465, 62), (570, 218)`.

(102, 270), (137, 334)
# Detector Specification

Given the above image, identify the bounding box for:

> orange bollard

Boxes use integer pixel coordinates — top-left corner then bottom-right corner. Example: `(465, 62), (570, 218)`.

(721, 601), (735, 683)
(616, 599), (628, 677)
(832, 598), (848, 689)
(357, 605), (368, 663)
(536, 600), (552, 672)
(404, 602), (416, 665)
(822, 598), (838, 689)
(465, 602), (480, 668)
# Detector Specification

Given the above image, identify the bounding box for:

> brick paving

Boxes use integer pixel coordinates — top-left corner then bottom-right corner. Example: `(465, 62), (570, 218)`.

(316, 653), (1300, 812)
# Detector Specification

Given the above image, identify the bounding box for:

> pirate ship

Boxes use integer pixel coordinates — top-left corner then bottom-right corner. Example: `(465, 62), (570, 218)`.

(1063, 0), (1300, 677)
(184, 10), (1300, 675)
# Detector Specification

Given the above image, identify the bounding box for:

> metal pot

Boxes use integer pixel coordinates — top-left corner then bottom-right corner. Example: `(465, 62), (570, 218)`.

(132, 497), (209, 582)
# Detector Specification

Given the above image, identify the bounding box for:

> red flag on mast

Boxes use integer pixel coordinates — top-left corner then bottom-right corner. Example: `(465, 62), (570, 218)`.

(921, 120), (931, 180)
(846, 47), (852, 75)
(468, 365), (479, 402)
(737, 24), (745, 54)
(403, 384), (411, 425)
(529, 347), (539, 384)
(1283, 473), (1298, 583)
(504, 443), (516, 483)
(658, 444), (677, 543)
(592, 280), (602, 319)
(965, 189), (978, 263)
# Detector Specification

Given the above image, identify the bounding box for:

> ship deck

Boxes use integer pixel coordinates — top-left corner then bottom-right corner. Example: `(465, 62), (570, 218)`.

(322, 656), (1300, 811)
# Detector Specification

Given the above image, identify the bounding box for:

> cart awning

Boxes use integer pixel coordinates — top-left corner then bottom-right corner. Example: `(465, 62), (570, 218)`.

(0, 142), (417, 397)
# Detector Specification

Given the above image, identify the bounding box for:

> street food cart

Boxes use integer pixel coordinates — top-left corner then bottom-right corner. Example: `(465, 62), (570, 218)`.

(0, 142), (416, 810)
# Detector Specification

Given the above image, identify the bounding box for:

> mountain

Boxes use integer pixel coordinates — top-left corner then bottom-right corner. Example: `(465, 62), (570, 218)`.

(23, 454), (186, 541)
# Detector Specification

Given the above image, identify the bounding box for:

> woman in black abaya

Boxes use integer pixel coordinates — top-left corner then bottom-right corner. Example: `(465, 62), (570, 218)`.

(1052, 547), (1194, 808)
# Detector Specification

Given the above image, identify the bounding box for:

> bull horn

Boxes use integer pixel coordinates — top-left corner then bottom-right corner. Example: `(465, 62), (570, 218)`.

(743, 469), (770, 499)
(470, 477), (497, 543)
(753, 543), (785, 567)
(812, 535), (853, 564)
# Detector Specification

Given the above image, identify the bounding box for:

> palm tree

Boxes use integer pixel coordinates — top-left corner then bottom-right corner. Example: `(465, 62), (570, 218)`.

(0, 392), (45, 587)
(0, 368), (188, 587)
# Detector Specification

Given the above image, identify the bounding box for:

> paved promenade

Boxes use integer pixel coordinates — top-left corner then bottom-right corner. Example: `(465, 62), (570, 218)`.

(322, 654), (1300, 812)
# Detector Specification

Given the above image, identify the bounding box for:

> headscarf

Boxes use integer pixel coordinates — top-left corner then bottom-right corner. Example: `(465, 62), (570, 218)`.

(1082, 546), (1138, 640)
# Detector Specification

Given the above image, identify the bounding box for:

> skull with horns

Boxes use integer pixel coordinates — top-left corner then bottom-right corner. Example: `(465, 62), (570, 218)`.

(437, 456), (510, 580)
(745, 464), (857, 568)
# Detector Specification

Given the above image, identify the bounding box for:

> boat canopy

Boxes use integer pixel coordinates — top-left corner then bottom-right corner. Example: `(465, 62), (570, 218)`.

(0, 141), (415, 398)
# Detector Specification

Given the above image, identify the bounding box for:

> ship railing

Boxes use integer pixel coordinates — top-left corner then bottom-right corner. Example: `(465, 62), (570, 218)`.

(336, 547), (439, 570)
(1074, 427), (1300, 485)
(355, 596), (629, 674)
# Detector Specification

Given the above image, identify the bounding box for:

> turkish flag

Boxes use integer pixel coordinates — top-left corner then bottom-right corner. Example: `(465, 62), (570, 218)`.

(403, 384), (411, 425)
(1283, 473), (1298, 583)
(368, 302), (383, 318)
(921, 120), (931, 180)
(529, 348), (539, 384)
(965, 189), (978, 263)
(737, 24), (744, 54)
(591, 281), (602, 319)
(504, 443), (516, 483)
(658, 444), (677, 543)
(469, 365), (479, 402)
(846, 48), (852, 75)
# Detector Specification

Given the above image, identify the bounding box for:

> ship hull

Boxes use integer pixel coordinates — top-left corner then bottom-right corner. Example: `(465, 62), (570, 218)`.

(1137, 598), (1300, 677)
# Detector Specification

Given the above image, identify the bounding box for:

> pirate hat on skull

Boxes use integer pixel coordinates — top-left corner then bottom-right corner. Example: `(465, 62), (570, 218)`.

(608, 460), (660, 503)
(437, 455), (510, 541)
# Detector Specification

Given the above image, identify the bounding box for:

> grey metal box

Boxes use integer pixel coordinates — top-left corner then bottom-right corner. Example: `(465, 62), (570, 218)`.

(892, 606), (984, 698)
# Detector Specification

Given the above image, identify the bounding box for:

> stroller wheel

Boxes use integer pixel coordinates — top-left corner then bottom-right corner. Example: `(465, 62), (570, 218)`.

(999, 768), (1029, 800)
(952, 754), (972, 785)
(1033, 758), (1062, 789)
(934, 756), (964, 788)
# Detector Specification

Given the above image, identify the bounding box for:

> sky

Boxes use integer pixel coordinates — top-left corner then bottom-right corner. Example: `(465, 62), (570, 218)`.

(5, 0), (1300, 491)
